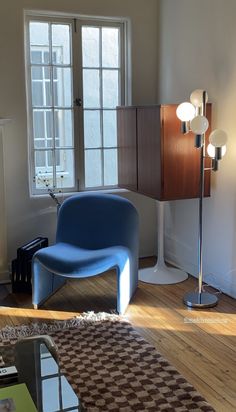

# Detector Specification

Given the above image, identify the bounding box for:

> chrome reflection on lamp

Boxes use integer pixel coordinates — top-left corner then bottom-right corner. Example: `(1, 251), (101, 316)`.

(176, 89), (227, 308)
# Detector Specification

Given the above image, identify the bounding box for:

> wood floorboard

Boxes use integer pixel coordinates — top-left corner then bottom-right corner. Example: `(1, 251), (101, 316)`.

(0, 257), (235, 412)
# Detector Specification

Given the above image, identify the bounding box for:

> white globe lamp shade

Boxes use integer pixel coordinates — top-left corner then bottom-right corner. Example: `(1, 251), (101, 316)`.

(207, 143), (226, 158)
(176, 102), (196, 122)
(190, 115), (209, 134)
(209, 129), (228, 147)
(190, 89), (208, 107)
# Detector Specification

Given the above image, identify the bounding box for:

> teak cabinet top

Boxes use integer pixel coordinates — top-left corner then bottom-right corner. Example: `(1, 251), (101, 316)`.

(117, 104), (211, 201)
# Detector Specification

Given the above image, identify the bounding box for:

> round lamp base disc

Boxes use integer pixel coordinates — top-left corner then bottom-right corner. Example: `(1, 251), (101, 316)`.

(139, 264), (188, 285)
(183, 291), (218, 308)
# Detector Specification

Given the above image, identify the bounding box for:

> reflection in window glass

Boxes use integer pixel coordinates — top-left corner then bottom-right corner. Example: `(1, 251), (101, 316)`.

(52, 24), (71, 65)
(30, 22), (49, 64)
(85, 150), (102, 187)
(55, 149), (74, 187)
(54, 110), (73, 147)
(53, 67), (72, 107)
(35, 150), (46, 168)
(29, 21), (74, 191)
(28, 18), (124, 193)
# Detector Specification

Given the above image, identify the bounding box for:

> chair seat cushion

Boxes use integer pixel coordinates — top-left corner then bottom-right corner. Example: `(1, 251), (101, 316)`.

(34, 242), (130, 278)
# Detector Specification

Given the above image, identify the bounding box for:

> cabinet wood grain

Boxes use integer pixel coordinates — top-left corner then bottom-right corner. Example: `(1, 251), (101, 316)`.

(117, 104), (211, 201)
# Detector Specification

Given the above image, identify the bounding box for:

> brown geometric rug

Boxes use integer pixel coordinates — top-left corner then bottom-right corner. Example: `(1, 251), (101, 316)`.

(0, 312), (215, 412)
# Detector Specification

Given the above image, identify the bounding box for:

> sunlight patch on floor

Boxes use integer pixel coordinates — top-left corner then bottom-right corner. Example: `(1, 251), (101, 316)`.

(0, 307), (80, 321)
(126, 304), (236, 336)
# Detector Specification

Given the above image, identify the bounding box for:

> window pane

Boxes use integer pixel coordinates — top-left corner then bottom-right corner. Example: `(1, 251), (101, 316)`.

(41, 357), (58, 377)
(30, 22), (49, 64)
(32, 66), (43, 80)
(44, 67), (50, 79)
(84, 110), (101, 148)
(104, 149), (118, 186)
(52, 24), (71, 65)
(83, 69), (100, 108)
(102, 28), (119, 68)
(60, 376), (79, 410)
(31, 67), (52, 107)
(82, 27), (99, 67)
(32, 82), (43, 106)
(53, 67), (72, 107)
(45, 82), (51, 105)
(103, 110), (117, 147)
(33, 110), (44, 140)
(34, 140), (44, 148)
(42, 377), (60, 412)
(46, 110), (53, 138)
(55, 149), (74, 188)
(35, 150), (46, 168)
(47, 139), (53, 148)
(33, 109), (53, 148)
(102, 70), (119, 108)
(55, 110), (73, 147)
(85, 149), (102, 187)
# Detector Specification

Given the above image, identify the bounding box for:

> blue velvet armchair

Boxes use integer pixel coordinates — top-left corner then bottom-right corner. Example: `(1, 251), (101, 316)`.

(32, 193), (139, 314)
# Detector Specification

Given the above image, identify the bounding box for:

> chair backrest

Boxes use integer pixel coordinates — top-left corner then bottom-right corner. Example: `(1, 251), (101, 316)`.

(56, 193), (138, 250)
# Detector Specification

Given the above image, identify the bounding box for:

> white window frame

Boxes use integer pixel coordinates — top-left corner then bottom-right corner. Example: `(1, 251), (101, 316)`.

(24, 10), (131, 196)
(76, 20), (125, 190)
(31, 47), (63, 174)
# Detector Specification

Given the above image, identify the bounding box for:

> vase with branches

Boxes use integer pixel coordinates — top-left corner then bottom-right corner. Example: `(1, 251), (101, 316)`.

(34, 172), (64, 209)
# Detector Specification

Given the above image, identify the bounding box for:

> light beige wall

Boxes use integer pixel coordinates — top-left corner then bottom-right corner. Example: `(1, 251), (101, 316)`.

(0, 0), (159, 277)
(159, 0), (236, 297)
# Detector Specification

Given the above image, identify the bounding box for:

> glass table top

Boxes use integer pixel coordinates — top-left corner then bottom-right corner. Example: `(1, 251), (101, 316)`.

(0, 337), (83, 412)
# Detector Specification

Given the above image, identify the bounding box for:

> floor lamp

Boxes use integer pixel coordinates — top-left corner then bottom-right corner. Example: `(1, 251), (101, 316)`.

(176, 89), (227, 308)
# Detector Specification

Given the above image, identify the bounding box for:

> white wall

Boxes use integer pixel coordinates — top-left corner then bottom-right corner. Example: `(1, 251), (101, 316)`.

(159, 0), (236, 297)
(0, 0), (159, 279)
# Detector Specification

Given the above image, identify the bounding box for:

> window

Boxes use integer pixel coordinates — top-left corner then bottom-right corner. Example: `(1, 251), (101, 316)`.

(25, 15), (128, 194)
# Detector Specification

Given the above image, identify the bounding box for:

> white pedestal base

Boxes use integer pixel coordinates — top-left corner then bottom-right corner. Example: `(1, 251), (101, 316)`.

(139, 262), (188, 285)
(139, 200), (188, 285)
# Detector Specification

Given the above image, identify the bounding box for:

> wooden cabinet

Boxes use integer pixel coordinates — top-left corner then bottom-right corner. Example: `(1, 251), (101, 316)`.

(117, 104), (211, 201)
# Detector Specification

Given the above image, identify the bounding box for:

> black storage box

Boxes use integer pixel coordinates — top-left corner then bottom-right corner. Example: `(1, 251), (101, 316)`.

(11, 237), (48, 293)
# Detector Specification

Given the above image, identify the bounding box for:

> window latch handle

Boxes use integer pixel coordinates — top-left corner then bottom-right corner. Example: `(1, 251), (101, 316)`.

(74, 98), (82, 107)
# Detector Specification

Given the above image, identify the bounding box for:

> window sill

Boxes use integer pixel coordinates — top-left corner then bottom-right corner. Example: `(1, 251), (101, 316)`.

(30, 187), (129, 199)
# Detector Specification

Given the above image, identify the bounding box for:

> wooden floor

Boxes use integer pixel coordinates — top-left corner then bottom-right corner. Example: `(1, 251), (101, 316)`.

(0, 258), (236, 412)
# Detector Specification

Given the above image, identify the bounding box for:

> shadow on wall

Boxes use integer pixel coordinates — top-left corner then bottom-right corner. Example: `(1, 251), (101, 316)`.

(7, 206), (57, 263)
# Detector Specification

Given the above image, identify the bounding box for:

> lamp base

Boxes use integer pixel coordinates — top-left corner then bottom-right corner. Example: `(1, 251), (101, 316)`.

(183, 291), (218, 308)
(139, 262), (188, 285)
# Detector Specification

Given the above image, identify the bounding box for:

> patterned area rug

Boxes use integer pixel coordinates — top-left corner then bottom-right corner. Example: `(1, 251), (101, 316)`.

(0, 312), (215, 412)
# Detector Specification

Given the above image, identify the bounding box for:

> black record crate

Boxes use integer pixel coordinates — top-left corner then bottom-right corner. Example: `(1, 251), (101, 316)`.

(11, 237), (48, 293)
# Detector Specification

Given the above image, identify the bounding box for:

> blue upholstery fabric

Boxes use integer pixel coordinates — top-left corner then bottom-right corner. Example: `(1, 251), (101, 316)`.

(32, 193), (139, 314)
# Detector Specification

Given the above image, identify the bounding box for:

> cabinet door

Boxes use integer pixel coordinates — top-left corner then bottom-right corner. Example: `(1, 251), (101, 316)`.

(137, 107), (162, 199)
(161, 104), (211, 200)
(117, 108), (137, 191)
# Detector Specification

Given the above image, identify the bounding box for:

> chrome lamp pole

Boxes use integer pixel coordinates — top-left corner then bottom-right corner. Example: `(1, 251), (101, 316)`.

(176, 89), (227, 308)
